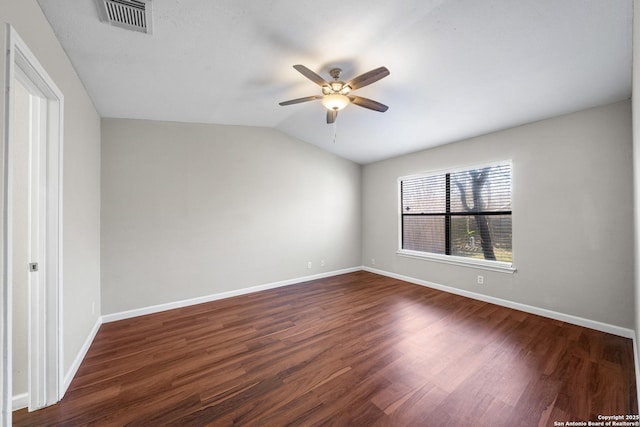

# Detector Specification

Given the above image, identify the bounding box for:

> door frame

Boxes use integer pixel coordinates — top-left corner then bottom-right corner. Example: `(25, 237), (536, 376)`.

(2, 24), (64, 424)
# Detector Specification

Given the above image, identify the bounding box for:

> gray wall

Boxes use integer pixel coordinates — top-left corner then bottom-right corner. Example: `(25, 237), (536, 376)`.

(0, 0), (102, 412)
(101, 119), (362, 314)
(362, 100), (634, 329)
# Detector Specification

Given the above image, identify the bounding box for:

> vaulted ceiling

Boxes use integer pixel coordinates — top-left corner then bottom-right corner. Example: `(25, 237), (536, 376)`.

(37, 0), (632, 164)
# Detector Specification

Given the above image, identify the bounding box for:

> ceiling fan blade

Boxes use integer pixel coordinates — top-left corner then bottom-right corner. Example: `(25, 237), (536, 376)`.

(347, 66), (390, 90)
(293, 64), (329, 86)
(350, 96), (389, 112)
(327, 109), (337, 124)
(279, 95), (322, 106)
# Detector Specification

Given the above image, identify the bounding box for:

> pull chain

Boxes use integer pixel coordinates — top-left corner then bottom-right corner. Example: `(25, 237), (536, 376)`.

(332, 119), (338, 144)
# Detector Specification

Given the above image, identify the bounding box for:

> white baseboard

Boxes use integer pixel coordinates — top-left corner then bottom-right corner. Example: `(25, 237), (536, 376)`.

(61, 316), (102, 398)
(634, 334), (640, 413)
(102, 267), (362, 323)
(11, 392), (27, 411)
(363, 266), (635, 339)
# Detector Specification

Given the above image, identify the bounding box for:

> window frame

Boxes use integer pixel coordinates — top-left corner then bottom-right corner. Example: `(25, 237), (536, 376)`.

(396, 161), (516, 274)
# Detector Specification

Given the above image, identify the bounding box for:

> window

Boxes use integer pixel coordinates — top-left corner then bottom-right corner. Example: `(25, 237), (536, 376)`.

(400, 163), (512, 268)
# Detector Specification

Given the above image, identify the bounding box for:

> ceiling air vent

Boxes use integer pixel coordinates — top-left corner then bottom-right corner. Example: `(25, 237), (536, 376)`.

(96, 0), (153, 34)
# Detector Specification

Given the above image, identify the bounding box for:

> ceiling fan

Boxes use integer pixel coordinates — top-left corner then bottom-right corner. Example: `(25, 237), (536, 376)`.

(279, 64), (390, 124)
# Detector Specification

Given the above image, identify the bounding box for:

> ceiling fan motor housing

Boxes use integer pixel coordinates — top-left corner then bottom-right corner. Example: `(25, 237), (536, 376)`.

(322, 69), (352, 96)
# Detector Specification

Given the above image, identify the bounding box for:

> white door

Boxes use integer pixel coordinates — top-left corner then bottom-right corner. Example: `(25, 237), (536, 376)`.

(10, 68), (31, 413)
(15, 67), (49, 411)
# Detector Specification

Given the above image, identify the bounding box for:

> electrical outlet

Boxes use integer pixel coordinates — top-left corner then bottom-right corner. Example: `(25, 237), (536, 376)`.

(320, 259), (325, 267)
(307, 261), (312, 269)
(371, 258), (376, 265)
(477, 275), (484, 285)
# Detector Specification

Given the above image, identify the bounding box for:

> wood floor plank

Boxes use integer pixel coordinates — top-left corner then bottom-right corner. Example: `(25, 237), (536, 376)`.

(13, 271), (638, 426)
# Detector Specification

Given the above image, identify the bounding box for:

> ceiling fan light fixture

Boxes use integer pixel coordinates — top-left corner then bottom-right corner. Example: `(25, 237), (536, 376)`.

(321, 94), (350, 111)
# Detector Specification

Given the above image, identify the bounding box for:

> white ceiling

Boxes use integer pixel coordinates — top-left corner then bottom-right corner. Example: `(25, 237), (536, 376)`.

(37, 0), (632, 164)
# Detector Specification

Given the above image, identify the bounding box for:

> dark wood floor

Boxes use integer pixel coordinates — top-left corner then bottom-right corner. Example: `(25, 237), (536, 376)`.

(14, 271), (637, 426)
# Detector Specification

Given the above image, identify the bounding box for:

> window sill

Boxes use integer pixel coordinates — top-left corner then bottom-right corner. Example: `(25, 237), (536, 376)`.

(396, 249), (517, 273)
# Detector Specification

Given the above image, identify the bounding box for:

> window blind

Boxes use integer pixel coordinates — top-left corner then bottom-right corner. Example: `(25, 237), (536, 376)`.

(401, 164), (512, 262)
